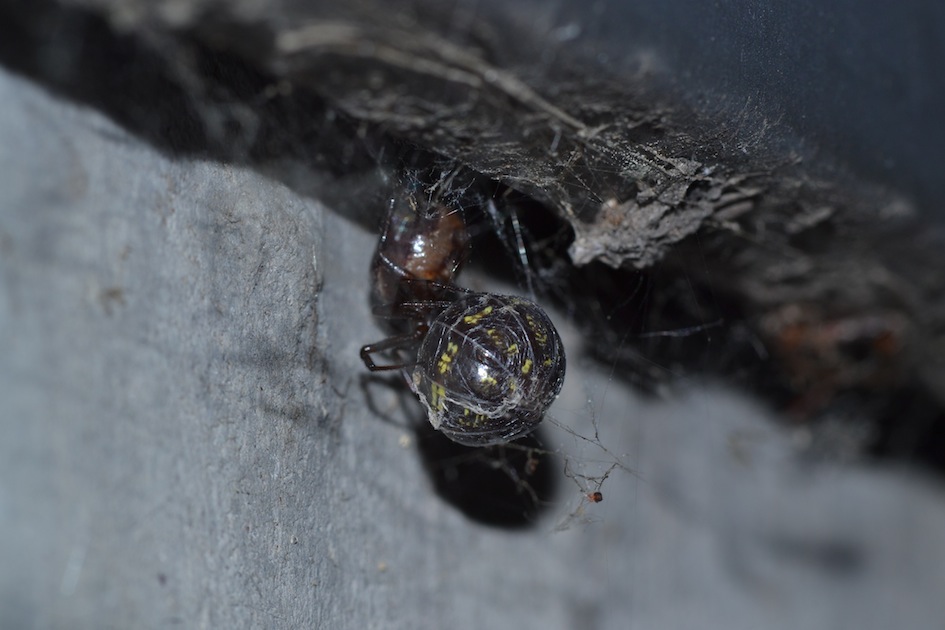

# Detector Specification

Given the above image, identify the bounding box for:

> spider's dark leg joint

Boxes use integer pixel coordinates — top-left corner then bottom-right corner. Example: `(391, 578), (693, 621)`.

(359, 325), (428, 371)
(371, 300), (452, 321)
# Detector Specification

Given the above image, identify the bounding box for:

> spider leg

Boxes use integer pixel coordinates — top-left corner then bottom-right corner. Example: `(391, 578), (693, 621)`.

(360, 324), (429, 371)
(372, 280), (476, 322)
(371, 299), (452, 322)
(398, 278), (472, 301)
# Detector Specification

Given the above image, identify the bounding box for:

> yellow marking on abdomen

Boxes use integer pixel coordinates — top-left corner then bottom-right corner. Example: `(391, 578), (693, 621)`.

(463, 305), (494, 325)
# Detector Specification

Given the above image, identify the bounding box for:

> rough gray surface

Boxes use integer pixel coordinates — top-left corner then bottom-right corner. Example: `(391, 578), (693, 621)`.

(4, 66), (945, 629)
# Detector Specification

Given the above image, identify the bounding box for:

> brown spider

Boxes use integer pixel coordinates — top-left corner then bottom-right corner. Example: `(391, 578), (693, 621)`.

(360, 183), (566, 447)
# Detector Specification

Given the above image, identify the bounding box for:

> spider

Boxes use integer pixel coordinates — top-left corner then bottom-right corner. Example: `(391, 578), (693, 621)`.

(360, 182), (566, 447)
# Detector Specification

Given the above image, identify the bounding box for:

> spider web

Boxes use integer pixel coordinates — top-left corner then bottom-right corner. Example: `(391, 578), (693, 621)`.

(354, 159), (730, 530)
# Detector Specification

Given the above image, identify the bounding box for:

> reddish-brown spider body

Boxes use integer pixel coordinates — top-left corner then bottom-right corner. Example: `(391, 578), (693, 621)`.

(370, 199), (469, 316)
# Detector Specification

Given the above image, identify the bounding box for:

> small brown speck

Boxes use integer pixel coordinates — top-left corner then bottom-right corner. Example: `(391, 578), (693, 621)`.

(99, 287), (126, 315)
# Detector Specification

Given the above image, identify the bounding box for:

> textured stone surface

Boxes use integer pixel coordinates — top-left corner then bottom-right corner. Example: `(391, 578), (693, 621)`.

(4, 66), (945, 630)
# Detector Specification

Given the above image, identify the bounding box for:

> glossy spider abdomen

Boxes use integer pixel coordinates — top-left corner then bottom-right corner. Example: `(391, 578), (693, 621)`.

(409, 292), (566, 446)
(371, 200), (469, 314)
